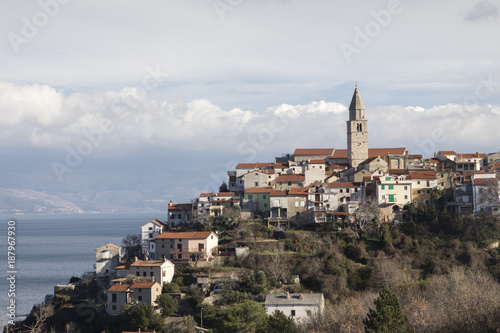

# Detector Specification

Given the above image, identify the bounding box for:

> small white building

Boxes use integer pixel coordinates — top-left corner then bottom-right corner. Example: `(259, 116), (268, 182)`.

(95, 244), (122, 278)
(115, 258), (175, 285)
(141, 219), (166, 258)
(265, 292), (325, 322)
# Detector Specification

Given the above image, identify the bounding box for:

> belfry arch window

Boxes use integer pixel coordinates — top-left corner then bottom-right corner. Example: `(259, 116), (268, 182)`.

(357, 123), (363, 132)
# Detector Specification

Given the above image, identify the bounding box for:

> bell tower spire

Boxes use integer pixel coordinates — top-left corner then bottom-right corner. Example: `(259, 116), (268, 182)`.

(347, 86), (368, 168)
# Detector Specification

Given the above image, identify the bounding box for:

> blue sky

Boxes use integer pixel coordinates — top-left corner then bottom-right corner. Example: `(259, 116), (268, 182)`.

(1, 0), (499, 208)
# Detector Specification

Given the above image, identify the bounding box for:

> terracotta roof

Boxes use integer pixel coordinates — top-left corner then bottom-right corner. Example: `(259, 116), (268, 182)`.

(270, 190), (287, 196)
(156, 231), (215, 240)
(368, 148), (407, 157)
(438, 150), (457, 155)
(307, 159), (326, 164)
(330, 149), (348, 158)
(273, 163), (288, 169)
(495, 163), (500, 170)
(388, 169), (409, 176)
(409, 170), (437, 180)
(274, 174), (305, 182)
(168, 203), (193, 212)
(108, 284), (131, 292)
(236, 163), (273, 169)
(104, 243), (120, 250)
(245, 186), (273, 194)
(408, 154), (423, 159)
(457, 153), (486, 159)
(472, 178), (497, 185)
(294, 148), (334, 156)
(130, 259), (174, 267)
(289, 187), (308, 195)
(328, 163), (349, 169)
(115, 265), (129, 270)
(326, 182), (359, 188)
(130, 281), (158, 289)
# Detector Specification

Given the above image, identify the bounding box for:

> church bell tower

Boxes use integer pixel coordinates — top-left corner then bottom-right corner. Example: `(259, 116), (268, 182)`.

(347, 85), (368, 168)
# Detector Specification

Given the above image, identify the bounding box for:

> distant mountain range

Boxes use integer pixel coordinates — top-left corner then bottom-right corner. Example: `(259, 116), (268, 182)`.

(0, 187), (169, 214)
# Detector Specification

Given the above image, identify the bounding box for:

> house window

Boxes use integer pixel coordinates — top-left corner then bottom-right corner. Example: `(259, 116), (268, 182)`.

(404, 186), (408, 190)
(385, 177), (391, 181)
(263, 203), (268, 208)
(255, 182), (259, 187)
(138, 296), (142, 301)
(346, 188), (350, 193)
(417, 181), (421, 184)
(149, 227), (152, 230)
(178, 254), (182, 259)
(295, 202), (299, 207)
(381, 185), (385, 190)
(388, 185), (394, 190)
(388, 194), (395, 203)
(404, 195), (408, 200)
(291, 310), (296, 316)
(417, 190), (421, 194)
(301, 202), (305, 207)
(382, 195), (386, 200)
(211, 235), (214, 239)
(441, 182), (444, 187)
(150, 272), (154, 276)
(136, 272), (140, 276)
(143, 272), (147, 277)
(340, 189), (344, 193)
(248, 194), (253, 200)
(112, 305), (116, 311)
(288, 182), (292, 186)
(306, 310), (312, 317)
(149, 233), (153, 238)
(263, 195), (267, 199)
(112, 293), (117, 302)
(151, 244), (154, 249)
(427, 190), (430, 194)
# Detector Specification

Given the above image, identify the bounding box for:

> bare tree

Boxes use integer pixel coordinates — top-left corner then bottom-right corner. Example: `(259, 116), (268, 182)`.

(476, 179), (500, 214)
(23, 304), (55, 333)
(353, 198), (379, 230)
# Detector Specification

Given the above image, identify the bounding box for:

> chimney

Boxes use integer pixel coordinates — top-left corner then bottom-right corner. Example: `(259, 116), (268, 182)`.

(299, 293), (303, 300)
(286, 292), (290, 299)
(169, 201), (172, 206)
(134, 256), (138, 262)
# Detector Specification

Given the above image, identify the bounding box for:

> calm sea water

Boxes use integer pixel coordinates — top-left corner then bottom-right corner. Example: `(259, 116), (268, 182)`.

(0, 212), (165, 328)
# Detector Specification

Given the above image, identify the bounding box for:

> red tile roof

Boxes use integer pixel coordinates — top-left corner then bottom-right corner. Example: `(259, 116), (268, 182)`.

(294, 148), (334, 156)
(307, 159), (326, 164)
(368, 148), (407, 157)
(156, 231), (215, 240)
(330, 149), (348, 158)
(245, 186), (273, 194)
(104, 243), (121, 250)
(457, 153), (486, 159)
(270, 190), (287, 196)
(388, 169), (409, 176)
(408, 154), (423, 159)
(409, 170), (437, 180)
(438, 150), (457, 155)
(326, 182), (359, 188)
(108, 284), (131, 292)
(274, 174), (305, 182)
(236, 163), (273, 169)
(168, 203), (193, 212)
(472, 178), (497, 185)
(130, 282), (158, 289)
(289, 187), (308, 195)
(273, 163), (288, 169)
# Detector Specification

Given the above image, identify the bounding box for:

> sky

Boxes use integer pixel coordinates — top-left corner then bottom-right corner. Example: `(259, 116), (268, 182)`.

(1, 0), (500, 209)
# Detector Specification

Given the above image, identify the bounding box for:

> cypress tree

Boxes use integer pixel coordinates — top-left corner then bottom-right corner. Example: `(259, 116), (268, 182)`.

(363, 288), (410, 333)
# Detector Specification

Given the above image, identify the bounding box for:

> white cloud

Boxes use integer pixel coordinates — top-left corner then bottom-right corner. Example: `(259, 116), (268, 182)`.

(1, 82), (499, 159)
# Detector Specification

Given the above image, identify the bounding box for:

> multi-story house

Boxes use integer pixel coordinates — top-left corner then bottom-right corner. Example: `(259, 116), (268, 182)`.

(287, 187), (309, 223)
(116, 258), (175, 285)
(155, 231), (218, 263)
(374, 173), (412, 209)
(243, 187), (273, 215)
(141, 219), (166, 258)
(274, 174), (305, 191)
(197, 192), (239, 218)
(241, 170), (275, 190)
(472, 173), (499, 214)
(168, 202), (194, 226)
(269, 190), (288, 221)
(106, 281), (161, 315)
(408, 170), (438, 209)
(95, 243), (122, 278)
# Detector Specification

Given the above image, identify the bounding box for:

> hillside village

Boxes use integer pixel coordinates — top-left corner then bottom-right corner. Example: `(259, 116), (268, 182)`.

(168, 87), (500, 229)
(9, 88), (500, 333)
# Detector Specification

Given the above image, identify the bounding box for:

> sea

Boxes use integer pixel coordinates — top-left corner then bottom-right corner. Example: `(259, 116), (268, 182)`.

(0, 212), (165, 329)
